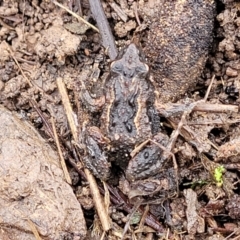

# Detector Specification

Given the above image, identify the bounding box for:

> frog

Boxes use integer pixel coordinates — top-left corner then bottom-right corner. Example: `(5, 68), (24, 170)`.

(81, 44), (170, 181)
(81, 0), (216, 183)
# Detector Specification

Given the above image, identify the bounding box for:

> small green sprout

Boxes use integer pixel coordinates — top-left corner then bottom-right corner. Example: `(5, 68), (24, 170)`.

(214, 165), (225, 187)
(130, 212), (142, 225)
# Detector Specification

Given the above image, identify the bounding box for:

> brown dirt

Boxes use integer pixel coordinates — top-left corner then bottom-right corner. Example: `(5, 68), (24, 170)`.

(0, 0), (240, 239)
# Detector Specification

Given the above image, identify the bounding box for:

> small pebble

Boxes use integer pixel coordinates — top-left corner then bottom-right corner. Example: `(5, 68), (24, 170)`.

(226, 67), (238, 77)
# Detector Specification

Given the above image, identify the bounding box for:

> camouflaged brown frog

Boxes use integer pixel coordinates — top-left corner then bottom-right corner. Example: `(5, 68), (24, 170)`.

(82, 44), (169, 181)
(81, 0), (215, 183)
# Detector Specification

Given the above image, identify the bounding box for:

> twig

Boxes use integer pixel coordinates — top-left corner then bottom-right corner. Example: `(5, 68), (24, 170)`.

(188, 118), (240, 125)
(134, 3), (141, 26)
(30, 99), (55, 139)
(156, 76), (238, 117)
(204, 74), (215, 101)
(88, 0), (118, 60)
(193, 102), (238, 113)
(51, 117), (72, 184)
(87, 169), (111, 232)
(56, 78), (78, 141)
(27, 219), (42, 240)
(109, 2), (128, 22)
(135, 204), (149, 237)
(224, 228), (240, 240)
(156, 102), (238, 118)
(121, 199), (143, 240)
(52, 0), (99, 33)
(15, 57), (36, 65)
(7, 46), (33, 87)
(56, 77), (111, 232)
(107, 185), (165, 233)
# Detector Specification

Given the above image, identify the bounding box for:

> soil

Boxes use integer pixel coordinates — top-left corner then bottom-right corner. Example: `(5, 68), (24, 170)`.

(0, 0), (240, 239)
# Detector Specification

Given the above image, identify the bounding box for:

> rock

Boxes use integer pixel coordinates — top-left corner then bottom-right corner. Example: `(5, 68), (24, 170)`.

(35, 25), (81, 65)
(139, 0), (216, 103)
(0, 106), (86, 240)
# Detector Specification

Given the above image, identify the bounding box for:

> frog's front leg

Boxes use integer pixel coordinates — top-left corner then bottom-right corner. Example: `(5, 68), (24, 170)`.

(83, 126), (111, 180)
(126, 132), (170, 181)
(80, 80), (105, 112)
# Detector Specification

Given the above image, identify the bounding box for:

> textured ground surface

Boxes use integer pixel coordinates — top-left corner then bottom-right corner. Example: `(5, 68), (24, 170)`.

(0, 0), (240, 239)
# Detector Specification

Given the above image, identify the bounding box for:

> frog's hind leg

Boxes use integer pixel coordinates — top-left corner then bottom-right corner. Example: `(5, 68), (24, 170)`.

(126, 132), (170, 181)
(83, 133), (111, 180)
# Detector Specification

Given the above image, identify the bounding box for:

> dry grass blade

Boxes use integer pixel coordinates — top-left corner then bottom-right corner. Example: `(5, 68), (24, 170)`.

(135, 204), (150, 236)
(109, 2), (128, 22)
(56, 78), (78, 141)
(7, 46), (33, 87)
(51, 117), (72, 185)
(52, 1), (99, 33)
(121, 199), (143, 240)
(193, 102), (238, 113)
(27, 219), (42, 240)
(88, 0), (118, 60)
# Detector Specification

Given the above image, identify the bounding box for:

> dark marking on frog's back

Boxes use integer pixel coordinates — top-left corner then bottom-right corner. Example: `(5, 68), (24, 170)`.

(140, 0), (216, 103)
(101, 44), (154, 144)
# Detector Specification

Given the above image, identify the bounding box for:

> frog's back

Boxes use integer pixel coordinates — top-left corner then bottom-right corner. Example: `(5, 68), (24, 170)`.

(140, 0), (216, 103)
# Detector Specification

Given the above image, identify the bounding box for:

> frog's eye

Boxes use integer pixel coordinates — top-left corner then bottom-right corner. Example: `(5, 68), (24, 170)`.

(144, 151), (149, 159)
(136, 64), (149, 76)
(125, 122), (133, 133)
(111, 61), (123, 73)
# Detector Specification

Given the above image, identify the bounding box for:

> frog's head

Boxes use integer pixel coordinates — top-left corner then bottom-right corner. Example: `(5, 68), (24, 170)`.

(110, 44), (149, 80)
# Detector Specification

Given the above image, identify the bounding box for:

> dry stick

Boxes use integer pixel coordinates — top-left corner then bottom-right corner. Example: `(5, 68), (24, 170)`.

(51, 117), (72, 185)
(109, 2), (128, 22)
(193, 102), (238, 113)
(30, 100), (57, 143)
(56, 77), (111, 232)
(188, 118), (240, 125)
(107, 185), (165, 233)
(134, 3), (141, 26)
(150, 112), (189, 196)
(204, 74), (215, 101)
(52, 1), (99, 33)
(224, 229), (240, 240)
(153, 76), (219, 193)
(157, 75), (238, 153)
(8, 46), (33, 87)
(89, 0), (118, 60)
(156, 102), (238, 119)
(136, 204), (150, 236)
(100, 231), (106, 240)
(156, 75), (238, 117)
(121, 199), (143, 240)
(27, 219), (42, 240)
(56, 78), (78, 141)
(9, 46), (56, 104)
(53, 0), (117, 59)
